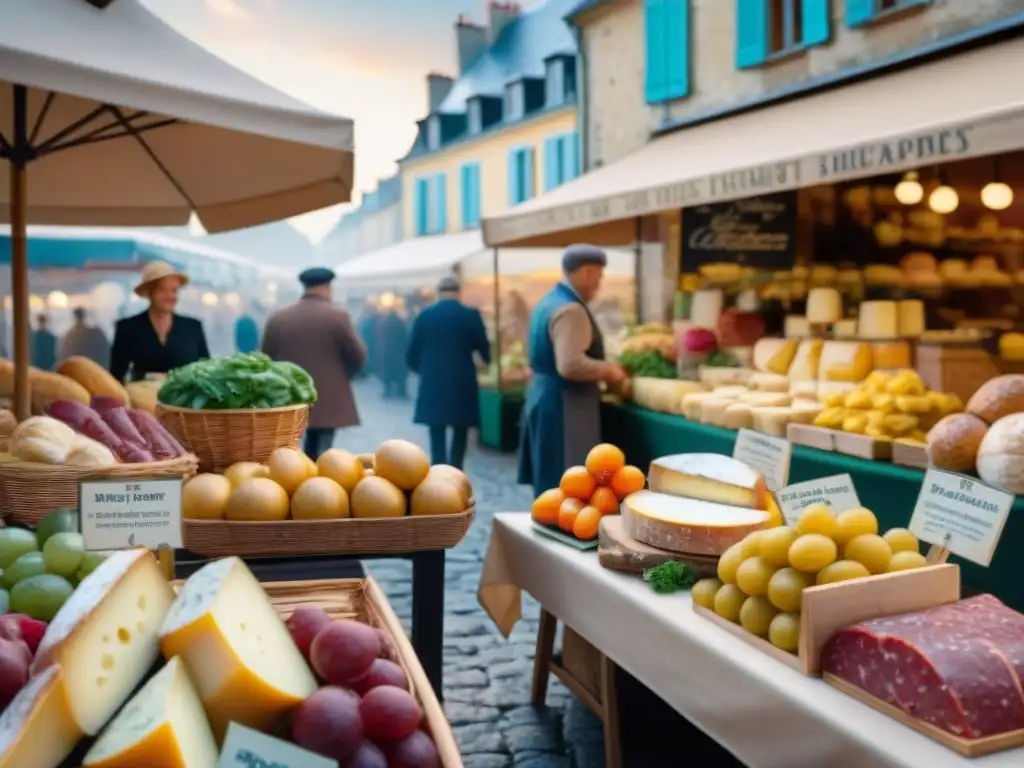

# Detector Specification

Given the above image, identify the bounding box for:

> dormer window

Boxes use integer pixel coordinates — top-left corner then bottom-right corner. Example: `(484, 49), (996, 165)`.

(545, 60), (565, 108)
(504, 81), (524, 122)
(427, 116), (441, 150)
(468, 100), (482, 135)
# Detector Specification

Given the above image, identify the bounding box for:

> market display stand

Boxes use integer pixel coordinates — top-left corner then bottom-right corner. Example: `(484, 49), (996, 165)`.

(478, 386), (523, 452)
(174, 547), (447, 699)
(601, 401), (1024, 611)
(479, 513), (1023, 768)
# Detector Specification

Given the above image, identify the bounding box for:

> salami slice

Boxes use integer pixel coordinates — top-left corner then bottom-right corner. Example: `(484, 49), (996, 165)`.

(822, 595), (1024, 739)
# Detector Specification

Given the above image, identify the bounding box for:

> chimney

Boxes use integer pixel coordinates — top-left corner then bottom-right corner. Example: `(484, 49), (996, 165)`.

(455, 15), (488, 74)
(426, 73), (455, 112)
(488, 2), (520, 43)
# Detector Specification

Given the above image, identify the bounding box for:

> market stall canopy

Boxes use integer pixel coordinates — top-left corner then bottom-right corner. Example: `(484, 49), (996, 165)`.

(0, 225), (278, 290)
(0, 0), (355, 233)
(333, 231), (486, 291)
(460, 246), (637, 279)
(482, 36), (1024, 249)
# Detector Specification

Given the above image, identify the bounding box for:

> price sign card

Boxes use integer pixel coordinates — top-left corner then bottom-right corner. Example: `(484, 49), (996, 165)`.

(733, 429), (791, 492)
(775, 474), (860, 525)
(79, 478), (183, 551)
(219, 723), (337, 768)
(909, 468), (1014, 567)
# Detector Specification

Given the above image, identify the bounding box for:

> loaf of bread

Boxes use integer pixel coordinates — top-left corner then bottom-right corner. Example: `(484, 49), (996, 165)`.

(58, 356), (129, 405)
(926, 413), (988, 473)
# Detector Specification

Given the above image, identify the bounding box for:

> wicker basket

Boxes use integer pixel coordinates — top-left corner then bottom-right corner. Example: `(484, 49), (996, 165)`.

(0, 454), (199, 526)
(155, 403), (309, 472)
(183, 502), (476, 557)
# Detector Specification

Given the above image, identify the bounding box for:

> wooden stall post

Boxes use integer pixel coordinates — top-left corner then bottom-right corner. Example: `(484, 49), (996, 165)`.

(9, 84), (32, 420)
(493, 247), (502, 391)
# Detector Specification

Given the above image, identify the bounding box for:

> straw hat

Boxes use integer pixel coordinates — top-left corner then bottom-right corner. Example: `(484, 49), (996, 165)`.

(134, 261), (189, 297)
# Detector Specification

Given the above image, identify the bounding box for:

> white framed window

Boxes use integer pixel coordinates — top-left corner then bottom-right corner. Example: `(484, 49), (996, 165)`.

(504, 82), (524, 122)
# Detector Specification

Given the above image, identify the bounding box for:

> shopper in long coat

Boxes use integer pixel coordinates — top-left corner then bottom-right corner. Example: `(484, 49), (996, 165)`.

(262, 267), (367, 460)
(518, 245), (627, 497)
(407, 276), (490, 468)
(377, 303), (410, 399)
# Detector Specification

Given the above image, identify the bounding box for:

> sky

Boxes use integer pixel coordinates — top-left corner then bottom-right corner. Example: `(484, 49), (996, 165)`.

(145, 0), (516, 242)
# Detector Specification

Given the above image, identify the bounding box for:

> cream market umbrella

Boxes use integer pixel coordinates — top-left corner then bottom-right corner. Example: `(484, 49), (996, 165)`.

(0, 0), (354, 417)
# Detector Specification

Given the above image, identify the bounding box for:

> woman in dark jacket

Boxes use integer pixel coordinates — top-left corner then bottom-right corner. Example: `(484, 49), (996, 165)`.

(110, 261), (210, 382)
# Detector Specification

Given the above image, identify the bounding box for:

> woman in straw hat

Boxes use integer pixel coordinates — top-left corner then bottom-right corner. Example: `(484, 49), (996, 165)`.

(109, 261), (210, 382)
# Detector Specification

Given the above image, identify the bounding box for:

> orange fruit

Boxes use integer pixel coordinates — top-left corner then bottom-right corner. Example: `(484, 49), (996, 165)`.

(531, 488), (565, 526)
(558, 497), (584, 532)
(573, 506), (602, 541)
(560, 466), (597, 500)
(589, 486), (619, 515)
(610, 465), (646, 500)
(585, 443), (626, 485)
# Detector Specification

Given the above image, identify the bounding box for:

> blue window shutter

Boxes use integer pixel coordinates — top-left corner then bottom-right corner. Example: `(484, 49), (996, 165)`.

(736, 0), (768, 69)
(507, 149), (519, 205)
(433, 174), (447, 233)
(561, 133), (580, 182)
(523, 147), (535, 201)
(543, 137), (559, 191)
(845, 0), (875, 26)
(644, 0), (667, 103)
(663, 0), (690, 99)
(471, 165), (481, 225)
(414, 178), (429, 236)
(460, 165), (471, 228)
(802, 0), (830, 46)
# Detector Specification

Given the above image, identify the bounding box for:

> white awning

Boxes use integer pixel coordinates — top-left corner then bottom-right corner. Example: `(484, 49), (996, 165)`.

(333, 231), (485, 290)
(482, 36), (1024, 248)
(0, 0), (354, 233)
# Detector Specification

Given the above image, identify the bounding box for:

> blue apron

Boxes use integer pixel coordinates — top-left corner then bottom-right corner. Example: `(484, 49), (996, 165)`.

(517, 282), (605, 497)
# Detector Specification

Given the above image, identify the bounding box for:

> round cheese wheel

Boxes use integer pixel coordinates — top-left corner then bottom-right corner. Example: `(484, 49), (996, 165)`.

(926, 413), (988, 473)
(976, 413), (1024, 494)
(966, 375), (1024, 425)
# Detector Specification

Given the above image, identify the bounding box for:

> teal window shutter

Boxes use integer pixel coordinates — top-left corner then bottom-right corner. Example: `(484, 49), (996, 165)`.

(845, 0), (875, 27)
(736, 0), (768, 69)
(471, 165), (481, 225)
(432, 174), (447, 233)
(663, 0), (690, 99)
(460, 165), (473, 228)
(507, 149), (519, 205)
(802, 0), (830, 45)
(543, 137), (559, 191)
(414, 178), (429, 236)
(644, 0), (667, 102)
(561, 133), (580, 182)
(522, 147), (535, 201)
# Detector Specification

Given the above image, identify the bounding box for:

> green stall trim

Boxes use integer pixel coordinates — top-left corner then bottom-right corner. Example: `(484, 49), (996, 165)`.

(479, 387), (525, 452)
(601, 401), (1024, 612)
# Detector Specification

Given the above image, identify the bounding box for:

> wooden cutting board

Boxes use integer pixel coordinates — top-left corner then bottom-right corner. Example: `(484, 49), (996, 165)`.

(598, 515), (719, 578)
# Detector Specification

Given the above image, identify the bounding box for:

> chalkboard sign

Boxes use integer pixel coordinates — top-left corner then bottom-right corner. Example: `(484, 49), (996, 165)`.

(681, 191), (797, 272)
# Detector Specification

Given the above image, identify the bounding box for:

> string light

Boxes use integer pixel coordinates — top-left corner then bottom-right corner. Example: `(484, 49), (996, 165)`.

(928, 184), (959, 214)
(894, 171), (924, 205)
(981, 181), (1013, 211)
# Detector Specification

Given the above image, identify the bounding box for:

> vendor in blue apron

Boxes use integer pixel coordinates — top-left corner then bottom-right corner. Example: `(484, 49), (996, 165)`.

(517, 244), (627, 497)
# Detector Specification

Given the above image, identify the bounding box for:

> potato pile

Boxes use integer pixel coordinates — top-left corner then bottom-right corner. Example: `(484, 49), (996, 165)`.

(692, 504), (926, 654)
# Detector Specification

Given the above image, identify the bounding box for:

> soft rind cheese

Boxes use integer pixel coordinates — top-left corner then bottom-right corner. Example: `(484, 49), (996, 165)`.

(160, 557), (318, 740)
(681, 392), (720, 421)
(647, 453), (768, 510)
(806, 288), (842, 324)
(747, 372), (790, 392)
(0, 666), (82, 768)
(723, 403), (753, 430)
(31, 549), (175, 735)
(819, 341), (873, 383)
(622, 490), (771, 555)
(787, 339), (823, 381)
(699, 398), (736, 427)
(84, 656), (217, 768)
(752, 338), (798, 376)
(857, 301), (899, 340)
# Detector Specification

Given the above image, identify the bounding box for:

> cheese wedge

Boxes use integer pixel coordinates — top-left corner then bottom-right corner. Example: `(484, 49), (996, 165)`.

(31, 549), (176, 735)
(752, 338), (798, 376)
(698, 366), (752, 389)
(699, 398), (736, 427)
(622, 490), (771, 555)
(647, 453), (768, 510)
(747, 372), (790, 392)
(740, 391), (791, 408)
(788, 339), (823, 381)
(723, 403), (753, 430)
(820, 341), (873, 383)
(681, 392), (719, 421)
(84, 657), (217, 768)
(0, 666), (82, 768)
(751, 406), (794, 437)
(789, 381), (819, 400)
(160, 557), (318, 741)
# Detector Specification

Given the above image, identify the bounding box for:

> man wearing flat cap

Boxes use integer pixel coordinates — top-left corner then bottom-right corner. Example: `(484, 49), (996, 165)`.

(406, 276), (490, 469)
(518, 244), (626, 497)
(262, 267), (367, 460)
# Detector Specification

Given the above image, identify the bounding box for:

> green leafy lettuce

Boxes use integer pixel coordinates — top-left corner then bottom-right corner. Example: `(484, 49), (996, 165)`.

(157, 352), (318, 410)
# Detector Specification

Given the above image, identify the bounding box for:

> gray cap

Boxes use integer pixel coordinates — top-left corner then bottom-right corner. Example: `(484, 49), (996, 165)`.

(437, 276), (460, 293)
(562, 243), (608, 273)
(299, 267), (336, 287)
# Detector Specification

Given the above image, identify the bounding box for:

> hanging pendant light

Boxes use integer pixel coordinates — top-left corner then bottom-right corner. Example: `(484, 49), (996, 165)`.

(981, 156), (1014, 211)
(928, 168), (958, 214)
(894, 170), (924, 205)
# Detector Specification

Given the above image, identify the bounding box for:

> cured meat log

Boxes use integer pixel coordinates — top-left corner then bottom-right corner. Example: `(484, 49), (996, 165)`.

(822, 594), (1024, 739)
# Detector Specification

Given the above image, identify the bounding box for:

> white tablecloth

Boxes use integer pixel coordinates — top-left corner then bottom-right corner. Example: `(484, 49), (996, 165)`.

(478, 512), (1020, 768)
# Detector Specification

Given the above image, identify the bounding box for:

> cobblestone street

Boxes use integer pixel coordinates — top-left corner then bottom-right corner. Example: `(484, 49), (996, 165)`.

(334, 378), (607, 768)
